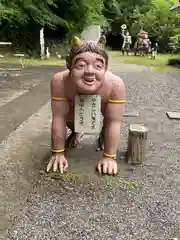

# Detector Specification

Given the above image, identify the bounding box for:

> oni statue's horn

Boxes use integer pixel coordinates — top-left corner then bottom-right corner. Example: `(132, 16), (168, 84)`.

(71, 36), (81, 46)
(98, 35), (106, 47)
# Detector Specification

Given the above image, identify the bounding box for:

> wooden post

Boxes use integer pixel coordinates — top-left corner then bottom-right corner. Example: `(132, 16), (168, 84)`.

(127, 124), (148, 164)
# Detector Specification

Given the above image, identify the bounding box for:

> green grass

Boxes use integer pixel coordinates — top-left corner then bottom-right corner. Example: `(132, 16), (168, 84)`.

(1, 52), (179, 71)
(0, 56), (65, 66)
(111, 51), (180, 72)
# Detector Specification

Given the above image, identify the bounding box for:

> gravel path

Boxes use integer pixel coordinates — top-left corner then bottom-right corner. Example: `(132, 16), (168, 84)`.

(5, 62), (180, 240)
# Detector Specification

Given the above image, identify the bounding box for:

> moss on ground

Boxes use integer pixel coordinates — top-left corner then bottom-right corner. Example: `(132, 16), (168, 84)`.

(39, 169), (81, 183)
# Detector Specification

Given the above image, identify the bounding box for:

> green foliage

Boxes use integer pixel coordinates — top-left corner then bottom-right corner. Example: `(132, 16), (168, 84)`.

(103, 0), (180, 52)
(103, 0), (152, 35)
(0, 0), (106, 34)
(0, 0), (66, 28)
(0, 0), (106, 52)
(56, 0), (106, 38)
(141, 0), (179, 51)
(0, 0), (179, 53)
(169, 32), (180, 53)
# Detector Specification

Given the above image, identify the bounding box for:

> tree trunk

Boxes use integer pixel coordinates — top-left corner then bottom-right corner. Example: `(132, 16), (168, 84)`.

(127, 124), (148, 164)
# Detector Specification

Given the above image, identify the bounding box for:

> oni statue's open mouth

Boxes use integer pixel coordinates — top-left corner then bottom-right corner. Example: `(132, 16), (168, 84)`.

(83, 76), (96, 86)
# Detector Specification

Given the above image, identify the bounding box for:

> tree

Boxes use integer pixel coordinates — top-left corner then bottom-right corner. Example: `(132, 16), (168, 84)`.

(141, 0), (180, 51)
(103, 0), (152, 35)
(0, 0), (67, 28)
(0, 0), (106, 52)
(103, 0), (180, 52)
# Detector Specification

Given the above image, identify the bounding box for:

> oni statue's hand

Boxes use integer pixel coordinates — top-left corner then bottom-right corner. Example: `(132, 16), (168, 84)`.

(97, 157), (118, 175)
(46, 153), (68, 173)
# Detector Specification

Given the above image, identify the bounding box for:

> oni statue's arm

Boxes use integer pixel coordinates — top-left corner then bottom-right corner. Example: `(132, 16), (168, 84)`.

(103, 77), (125, 158)
(50, 73), (69, 153)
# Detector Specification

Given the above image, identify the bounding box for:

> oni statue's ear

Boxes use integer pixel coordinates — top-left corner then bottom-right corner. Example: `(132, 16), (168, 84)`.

(71, 36), (81, 46)
(98, 35), (106, 48)
(66, 54), (70, 69)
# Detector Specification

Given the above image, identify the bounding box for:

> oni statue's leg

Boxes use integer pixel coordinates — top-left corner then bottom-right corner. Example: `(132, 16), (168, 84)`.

(96, 125), (105, 151)
(65, 122), (84, 148)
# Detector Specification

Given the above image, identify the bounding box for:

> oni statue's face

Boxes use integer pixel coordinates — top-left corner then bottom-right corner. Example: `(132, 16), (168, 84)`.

(144, 33), (148, 39)
(141, 33), (148, 39)
(69, 52), (107, 94)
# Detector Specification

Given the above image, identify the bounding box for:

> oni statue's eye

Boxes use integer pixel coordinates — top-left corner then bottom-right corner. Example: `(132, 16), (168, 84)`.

(94, 61), (103, 69)
(76, 61), (86, 69)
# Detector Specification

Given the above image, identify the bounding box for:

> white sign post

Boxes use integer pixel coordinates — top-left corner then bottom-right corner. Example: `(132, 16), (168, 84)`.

(81, 25), (101, 41)
(40, 27), (45, 59)
(75, 95), (101, 134)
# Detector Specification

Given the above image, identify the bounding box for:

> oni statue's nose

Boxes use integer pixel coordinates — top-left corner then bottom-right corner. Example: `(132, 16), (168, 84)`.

(85, 65), (94, 74)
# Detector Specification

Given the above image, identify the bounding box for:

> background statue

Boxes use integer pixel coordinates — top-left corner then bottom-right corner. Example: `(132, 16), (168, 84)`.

(121, 24), (132, 55)
(151, 42), (158, 59)
(134, 29), (151, 56)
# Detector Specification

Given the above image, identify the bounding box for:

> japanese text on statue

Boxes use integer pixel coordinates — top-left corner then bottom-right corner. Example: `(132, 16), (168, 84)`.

(91, 97), (97, 129)
(79, 98), (84, 126)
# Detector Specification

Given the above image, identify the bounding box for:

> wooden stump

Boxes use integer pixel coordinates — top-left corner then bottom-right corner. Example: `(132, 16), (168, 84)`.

(127, 124), (148, 164)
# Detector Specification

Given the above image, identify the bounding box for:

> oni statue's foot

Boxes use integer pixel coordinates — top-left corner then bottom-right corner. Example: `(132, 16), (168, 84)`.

(65, 131), (84, 149)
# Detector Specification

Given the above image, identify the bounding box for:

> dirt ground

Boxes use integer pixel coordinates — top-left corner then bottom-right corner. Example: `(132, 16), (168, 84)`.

(0, 61), (180, 240)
